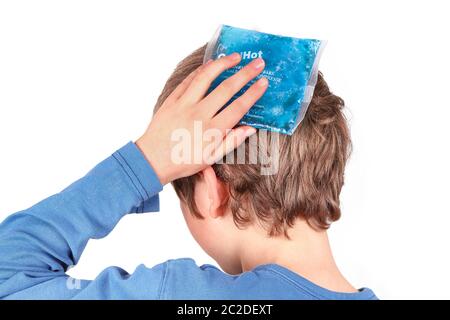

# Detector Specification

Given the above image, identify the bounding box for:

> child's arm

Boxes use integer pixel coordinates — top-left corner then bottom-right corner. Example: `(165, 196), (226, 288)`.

(0, 53), (267, 299)
(0, 142), (165, 298)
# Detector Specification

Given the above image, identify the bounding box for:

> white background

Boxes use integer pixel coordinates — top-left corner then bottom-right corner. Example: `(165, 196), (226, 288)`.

(0, 0), (449, 300)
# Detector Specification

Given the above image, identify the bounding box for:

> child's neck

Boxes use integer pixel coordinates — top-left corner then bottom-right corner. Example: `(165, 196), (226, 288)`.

(237, 220), (357, 293)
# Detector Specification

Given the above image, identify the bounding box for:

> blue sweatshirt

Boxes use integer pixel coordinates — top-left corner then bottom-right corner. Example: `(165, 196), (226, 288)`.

(0, 142), (377, 300)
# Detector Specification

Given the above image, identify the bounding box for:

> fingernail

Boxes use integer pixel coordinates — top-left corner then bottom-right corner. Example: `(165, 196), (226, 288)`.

(252, 58), (265, 69)
(229, 52), (241, 61)
(205, 58), (213, 65)
(256, 77), (268, 87)
(245, 127), (257, 137)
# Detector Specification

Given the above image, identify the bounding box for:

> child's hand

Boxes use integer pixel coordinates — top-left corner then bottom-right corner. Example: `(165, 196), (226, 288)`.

(136, 53), (267, 185)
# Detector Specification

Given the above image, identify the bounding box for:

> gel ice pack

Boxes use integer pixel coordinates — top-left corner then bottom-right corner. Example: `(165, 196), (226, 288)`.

(204, 24), (326, 135)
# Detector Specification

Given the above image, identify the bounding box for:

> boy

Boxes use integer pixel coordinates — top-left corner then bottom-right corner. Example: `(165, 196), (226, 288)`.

(0, 45), (376, 299)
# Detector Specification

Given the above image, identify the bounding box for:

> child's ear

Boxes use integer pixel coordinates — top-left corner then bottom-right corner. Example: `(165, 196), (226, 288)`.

(201, 166), (229, 219)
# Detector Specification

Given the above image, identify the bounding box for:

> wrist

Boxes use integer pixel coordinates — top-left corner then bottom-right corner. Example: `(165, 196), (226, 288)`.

(135, 136), (171, 185)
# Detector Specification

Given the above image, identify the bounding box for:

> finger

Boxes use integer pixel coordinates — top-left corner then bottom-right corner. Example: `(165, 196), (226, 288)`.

(178, 53), (242, 106)
(199, 57), (265, 118)
(205, 126), (256, 165)
(212, 77), (268, 129)
(163, 62), (208, 106)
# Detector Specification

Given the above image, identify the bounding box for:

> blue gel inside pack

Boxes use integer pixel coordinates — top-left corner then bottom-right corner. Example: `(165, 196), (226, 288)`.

(204, 24), (325, 135)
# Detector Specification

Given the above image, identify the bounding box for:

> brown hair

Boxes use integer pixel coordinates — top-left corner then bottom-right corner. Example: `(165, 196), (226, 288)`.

(154, 44), (352, 236)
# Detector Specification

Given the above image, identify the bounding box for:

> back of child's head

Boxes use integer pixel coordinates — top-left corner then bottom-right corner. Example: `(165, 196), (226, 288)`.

(153, 44), (352, 236)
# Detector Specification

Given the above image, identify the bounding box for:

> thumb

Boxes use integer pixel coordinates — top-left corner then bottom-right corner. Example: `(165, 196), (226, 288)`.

(207, 126), (256, 165)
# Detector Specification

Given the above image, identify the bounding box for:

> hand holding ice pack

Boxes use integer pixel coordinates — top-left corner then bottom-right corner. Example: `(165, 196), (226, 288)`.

(204, 25), (325, 135)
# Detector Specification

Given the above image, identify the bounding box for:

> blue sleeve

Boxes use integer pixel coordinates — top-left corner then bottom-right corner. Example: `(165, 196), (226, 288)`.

(0, 142), (166, 299)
